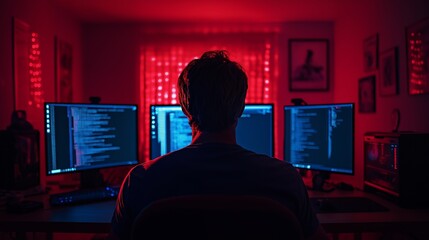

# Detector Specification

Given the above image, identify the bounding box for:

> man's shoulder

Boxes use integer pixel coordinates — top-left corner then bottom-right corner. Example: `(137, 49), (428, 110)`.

(244, 152), (295, 169)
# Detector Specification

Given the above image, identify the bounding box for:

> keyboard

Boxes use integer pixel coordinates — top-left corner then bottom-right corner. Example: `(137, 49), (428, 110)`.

(310, 196), (389, 213)
(49, 186), (120, 207)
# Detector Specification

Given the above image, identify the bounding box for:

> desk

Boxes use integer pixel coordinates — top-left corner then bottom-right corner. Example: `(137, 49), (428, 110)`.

(1, 189), (429, 238)
(309, 190), (429, 236)
(0, 200), (114, 234)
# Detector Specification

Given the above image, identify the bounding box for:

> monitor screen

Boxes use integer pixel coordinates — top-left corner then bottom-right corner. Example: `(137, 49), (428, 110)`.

(150, 104), (274, 159)
(45, 103), (139, 175)
(283, 103), (354, 175)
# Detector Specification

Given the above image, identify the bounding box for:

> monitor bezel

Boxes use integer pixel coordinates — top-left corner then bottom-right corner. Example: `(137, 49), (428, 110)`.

(44, 102), (139, 176)
(283, 102), (355, 176)
(149, 103), (275, 159)
(149, 104), (184, 160)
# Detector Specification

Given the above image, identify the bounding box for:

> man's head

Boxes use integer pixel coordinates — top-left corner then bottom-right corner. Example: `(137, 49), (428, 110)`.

(178, 50), (248, 132)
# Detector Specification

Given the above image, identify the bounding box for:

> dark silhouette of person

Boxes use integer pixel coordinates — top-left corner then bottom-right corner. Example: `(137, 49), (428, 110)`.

(110, 50), (329, 240)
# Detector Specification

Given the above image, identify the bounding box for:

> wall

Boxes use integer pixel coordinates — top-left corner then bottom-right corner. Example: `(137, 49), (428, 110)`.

(2, 0), (429, 191)
(0, 0), (83, 187)
(82, 24), (140, 104)
(83, 1), (429, 189)
(82, 22), (335, 160)
(334, 0), (429, 187)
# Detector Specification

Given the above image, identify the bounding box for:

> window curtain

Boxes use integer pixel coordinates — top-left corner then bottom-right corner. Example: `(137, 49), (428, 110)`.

(140, 33), (278, 161)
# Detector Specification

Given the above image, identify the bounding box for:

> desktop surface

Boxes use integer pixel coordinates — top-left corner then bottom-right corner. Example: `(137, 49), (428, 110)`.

(1, 188), (429, 235)
(310, 196), (389, 213)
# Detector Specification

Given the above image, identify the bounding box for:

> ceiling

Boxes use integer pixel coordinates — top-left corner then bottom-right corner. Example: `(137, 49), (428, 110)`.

(48, 0), (343, 23)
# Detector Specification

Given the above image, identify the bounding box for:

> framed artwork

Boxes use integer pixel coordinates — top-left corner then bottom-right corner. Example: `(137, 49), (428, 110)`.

(358, 75), (376, 113)
(12, 17), (31, 110)
(406, 17), (429, 95)
(55, 36), (73, 102)
(380, 47), (399, 96)
(289, 39), (329, 91)
(363, 34), (379, 72)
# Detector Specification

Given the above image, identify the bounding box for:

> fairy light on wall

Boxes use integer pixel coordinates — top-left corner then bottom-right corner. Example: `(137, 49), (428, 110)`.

(29, 32), (44, 108)
(408, 31), (428, 94)
(263, 43), (271, 100)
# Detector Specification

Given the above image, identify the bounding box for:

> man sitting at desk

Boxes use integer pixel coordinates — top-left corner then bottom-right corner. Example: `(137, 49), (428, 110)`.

(110, 50), (329, 240)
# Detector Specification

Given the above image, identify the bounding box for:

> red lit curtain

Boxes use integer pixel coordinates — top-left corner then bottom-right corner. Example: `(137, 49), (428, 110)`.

(140, 33), (278, 161)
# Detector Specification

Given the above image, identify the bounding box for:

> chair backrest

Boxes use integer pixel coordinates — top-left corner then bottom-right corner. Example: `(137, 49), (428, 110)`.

(131, 195), (304, 240)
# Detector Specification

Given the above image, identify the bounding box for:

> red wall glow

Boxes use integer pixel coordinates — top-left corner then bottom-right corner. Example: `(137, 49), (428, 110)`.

(139, 38), (277, 161)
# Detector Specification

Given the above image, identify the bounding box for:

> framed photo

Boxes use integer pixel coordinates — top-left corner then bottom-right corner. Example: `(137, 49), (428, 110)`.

(358, 75), (376, 113)
(406, 17), (429, 95)
(289, 39), (329, 91)
(363, 34), (379, 72)
(380, 47), (399, 96)
(55, 36), (73, 102)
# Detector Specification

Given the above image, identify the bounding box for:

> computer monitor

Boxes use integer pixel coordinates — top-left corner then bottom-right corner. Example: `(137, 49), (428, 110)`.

(283, 103), (354, 189)
(44, 102), (139, 188)
(150, 104), (274, 159)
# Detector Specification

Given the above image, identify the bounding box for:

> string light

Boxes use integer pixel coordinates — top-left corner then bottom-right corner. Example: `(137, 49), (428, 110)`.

(409, 31), (427, 94)
(29, 32), (44, 108)
(140, 38), (276, 161)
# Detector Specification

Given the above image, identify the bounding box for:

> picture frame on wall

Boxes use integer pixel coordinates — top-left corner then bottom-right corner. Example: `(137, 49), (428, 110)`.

(363, 34), (379, 72)
(358, 75), (376, 113)
(380, 47), (399, 96)
(55, 36), (73, 102)
(288, 39), (329, 91)
(406, 17), (429, 95)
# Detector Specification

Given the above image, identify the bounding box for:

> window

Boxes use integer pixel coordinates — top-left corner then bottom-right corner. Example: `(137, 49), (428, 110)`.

(140, 32), (278, 161)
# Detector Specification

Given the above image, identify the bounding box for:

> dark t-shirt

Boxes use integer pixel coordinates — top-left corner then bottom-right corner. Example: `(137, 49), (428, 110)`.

(111, 143), (319, 239)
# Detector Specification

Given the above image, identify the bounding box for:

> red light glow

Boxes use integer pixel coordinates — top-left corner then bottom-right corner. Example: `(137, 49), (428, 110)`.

(139, 36), (277, 161)
(408, 30), (429, 94)
(29, 32), (44, 108)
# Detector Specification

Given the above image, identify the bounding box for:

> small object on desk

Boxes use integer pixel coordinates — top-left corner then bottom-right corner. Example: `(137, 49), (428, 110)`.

(336, 182), (354, 191)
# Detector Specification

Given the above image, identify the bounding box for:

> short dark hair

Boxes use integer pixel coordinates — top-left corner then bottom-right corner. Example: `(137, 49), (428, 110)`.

(178, 50), (248, 132)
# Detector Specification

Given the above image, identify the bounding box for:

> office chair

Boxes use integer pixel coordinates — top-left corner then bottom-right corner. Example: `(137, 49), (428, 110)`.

(131, 195), (304, 240)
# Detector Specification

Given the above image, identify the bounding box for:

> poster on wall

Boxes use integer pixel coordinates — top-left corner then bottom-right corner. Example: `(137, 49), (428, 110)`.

(363, 34), (378, 72)
(380, 47), (399, 96)
(55, 36), (73, 102)
(358, 75), (376, 113)
(288, 39), (329, 91)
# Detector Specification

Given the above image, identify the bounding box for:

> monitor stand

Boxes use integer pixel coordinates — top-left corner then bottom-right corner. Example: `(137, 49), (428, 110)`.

(80, 169), (105, 189)
(311, 171), (335, 192)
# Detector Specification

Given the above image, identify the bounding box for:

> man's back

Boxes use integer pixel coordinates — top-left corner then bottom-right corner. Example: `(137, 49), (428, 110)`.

(112, 143), (319, 239)
(111, 50), (328, 240)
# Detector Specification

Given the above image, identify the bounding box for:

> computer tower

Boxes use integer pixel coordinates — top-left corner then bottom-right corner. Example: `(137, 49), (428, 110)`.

(363, 132), (429, 208)
(0, 130), (40, 190)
